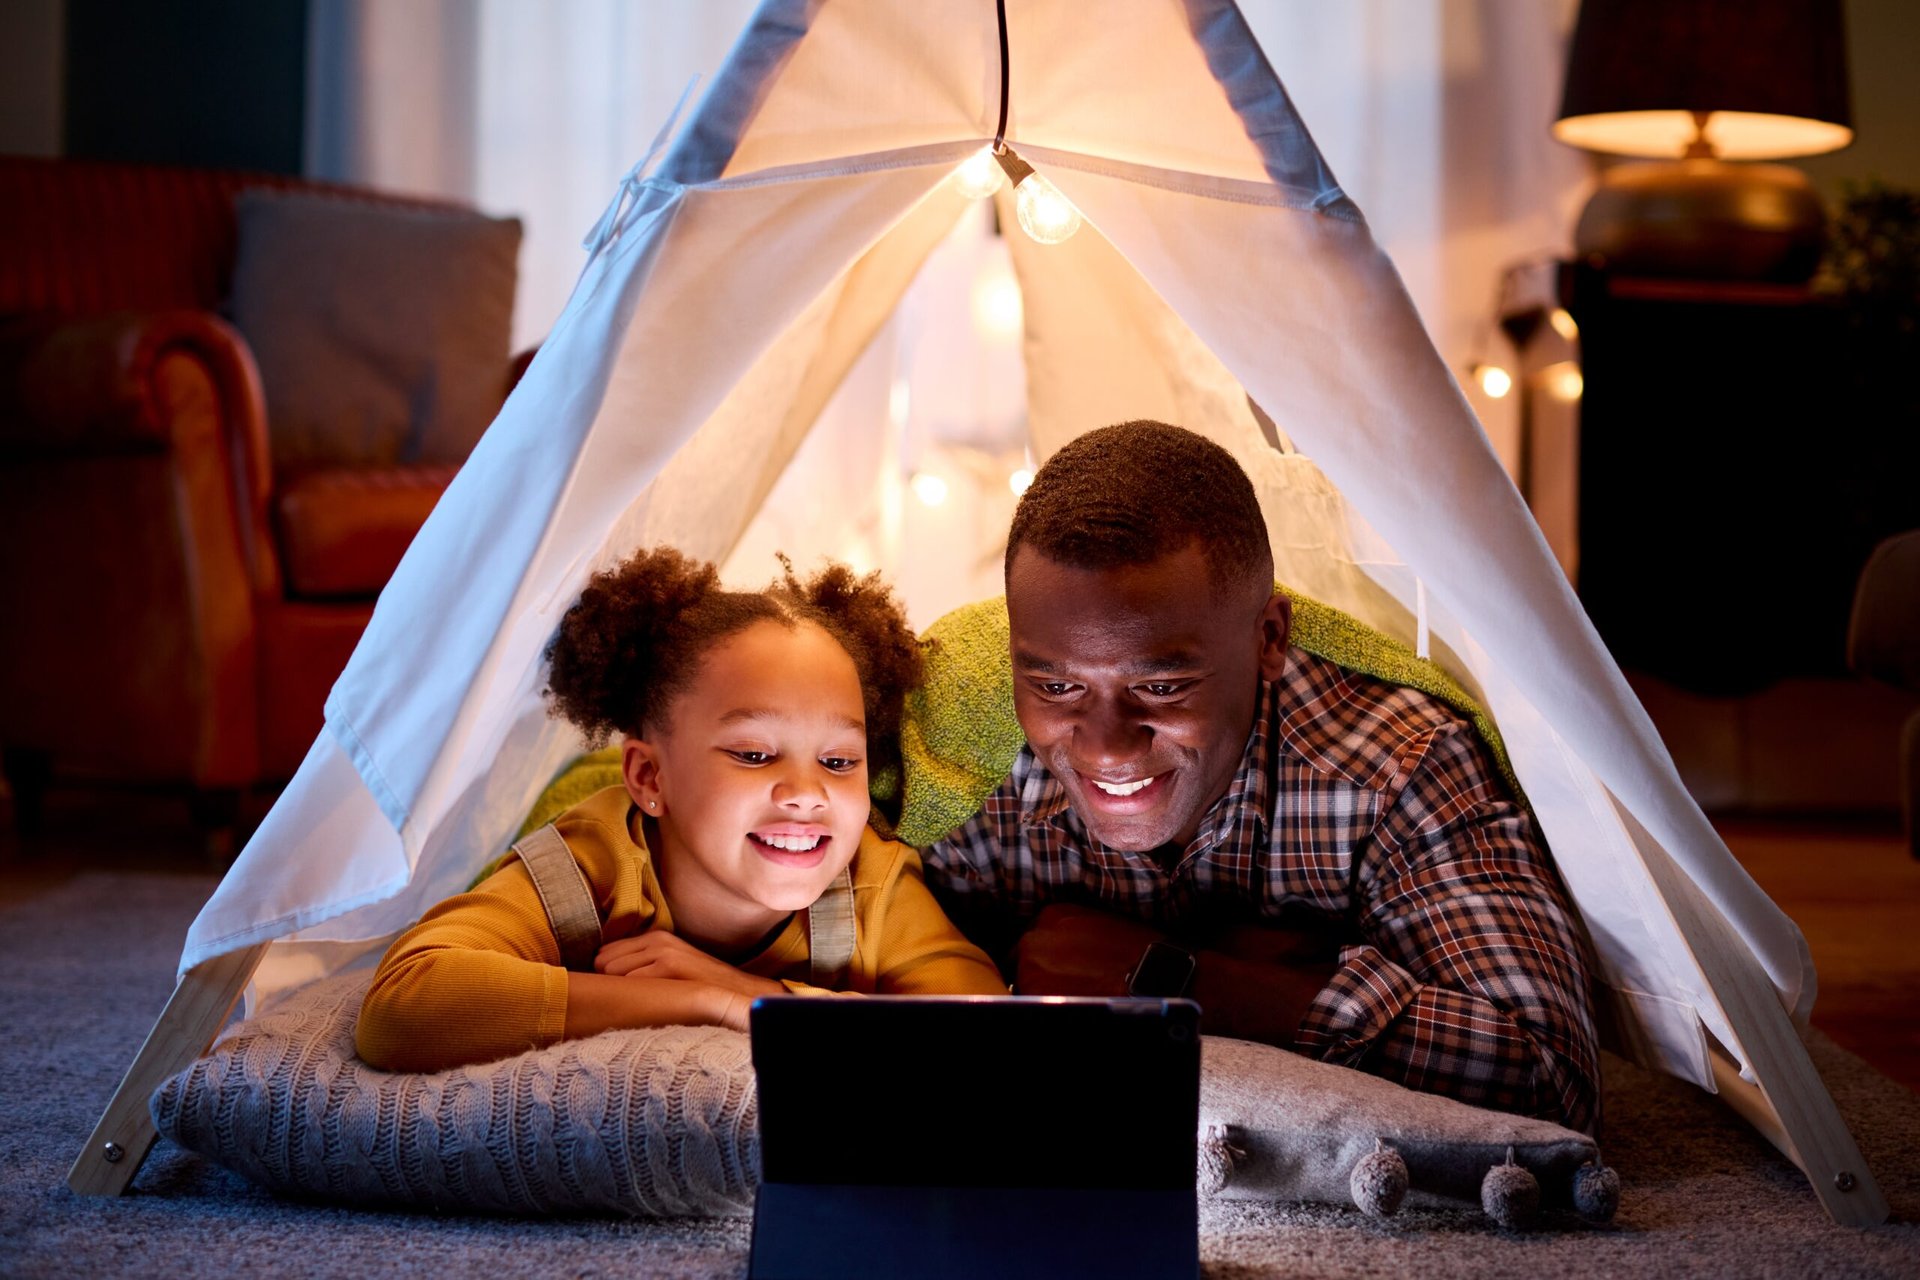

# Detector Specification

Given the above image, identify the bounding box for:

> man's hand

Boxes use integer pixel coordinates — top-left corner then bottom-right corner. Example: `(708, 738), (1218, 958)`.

(1013, 903), (1168, 996)
(1013, 904), (1340, 1048)
(1188, 921), (1341, 1047)
(595, 930), (784, 1001)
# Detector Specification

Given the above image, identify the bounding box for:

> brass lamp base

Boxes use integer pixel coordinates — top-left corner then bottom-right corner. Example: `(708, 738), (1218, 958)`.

(1574, 159), (1828, 282)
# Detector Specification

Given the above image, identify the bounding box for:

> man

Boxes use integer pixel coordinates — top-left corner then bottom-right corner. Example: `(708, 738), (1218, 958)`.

(922, 421), (1600, 1132)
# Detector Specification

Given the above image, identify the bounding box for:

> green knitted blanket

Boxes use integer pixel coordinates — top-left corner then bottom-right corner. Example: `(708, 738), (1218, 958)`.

(506, 587), (1515, 859)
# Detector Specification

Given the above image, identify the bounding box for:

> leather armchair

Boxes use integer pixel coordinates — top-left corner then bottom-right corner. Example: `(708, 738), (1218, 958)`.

(1848, 532), (1920, 858)
(0, 158), (525, 836)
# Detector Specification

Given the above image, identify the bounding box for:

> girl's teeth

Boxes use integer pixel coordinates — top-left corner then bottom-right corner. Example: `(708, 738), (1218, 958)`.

(759, 834), (823, 852)
(1092, 776), (1155, 796)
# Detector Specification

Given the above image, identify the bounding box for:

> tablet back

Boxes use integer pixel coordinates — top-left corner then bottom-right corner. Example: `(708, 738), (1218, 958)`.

(748, 995), (1200, 1280)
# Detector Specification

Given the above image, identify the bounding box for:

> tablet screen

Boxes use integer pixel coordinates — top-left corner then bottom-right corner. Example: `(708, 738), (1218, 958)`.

(751, 996), (1200, 1189)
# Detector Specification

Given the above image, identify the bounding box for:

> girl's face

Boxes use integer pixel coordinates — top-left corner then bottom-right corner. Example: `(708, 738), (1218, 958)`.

(622, 619), (870, 952)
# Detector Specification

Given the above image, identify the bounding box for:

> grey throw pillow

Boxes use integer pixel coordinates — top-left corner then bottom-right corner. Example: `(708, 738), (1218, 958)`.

(1200, 1035), (1605, 1222)
(230, 189), (521, 469)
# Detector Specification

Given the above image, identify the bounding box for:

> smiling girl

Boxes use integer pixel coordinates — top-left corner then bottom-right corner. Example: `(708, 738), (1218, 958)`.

(355, 548), (1006, 1072)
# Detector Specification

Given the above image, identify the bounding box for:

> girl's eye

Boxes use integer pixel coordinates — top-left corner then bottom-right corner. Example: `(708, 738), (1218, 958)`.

(727, 749), (773, 765)
(820, 755), (860, 774)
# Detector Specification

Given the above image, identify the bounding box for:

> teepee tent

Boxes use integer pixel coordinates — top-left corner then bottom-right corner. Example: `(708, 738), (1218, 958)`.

(74, 0), (1882, 1223)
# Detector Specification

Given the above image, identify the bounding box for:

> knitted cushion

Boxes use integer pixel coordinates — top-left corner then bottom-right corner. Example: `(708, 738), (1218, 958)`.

(1199, 1035), (1605, 1223)
(150, 972), (758, 1217)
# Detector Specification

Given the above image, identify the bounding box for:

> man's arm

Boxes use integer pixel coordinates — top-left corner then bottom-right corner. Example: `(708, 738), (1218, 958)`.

(1011, 902), (1338, 1050)
(921, 808), (1028, 970)
(1293, 721), (1602, 1132)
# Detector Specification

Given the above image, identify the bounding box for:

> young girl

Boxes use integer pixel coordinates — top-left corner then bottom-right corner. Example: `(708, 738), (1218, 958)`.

(356, 548), (1007, 1072)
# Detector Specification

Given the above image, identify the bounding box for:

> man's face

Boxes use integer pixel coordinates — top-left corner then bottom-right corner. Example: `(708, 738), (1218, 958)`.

(1005, 542), (1290, 853)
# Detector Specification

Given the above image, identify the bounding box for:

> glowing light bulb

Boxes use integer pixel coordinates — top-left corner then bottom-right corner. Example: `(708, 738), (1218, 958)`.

(910, 471), (949, 506)
(1014, 172), (1082, 245)
(1549, 308), (1579, 341)
(1545, 361), (1584, 401)
(1474, 364), (1514, 399)
(1008, 467), (1034, 496)
(953, 146), (1005, 200)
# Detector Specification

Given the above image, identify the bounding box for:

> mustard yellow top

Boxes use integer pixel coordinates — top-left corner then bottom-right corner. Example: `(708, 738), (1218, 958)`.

(357, 785), (1007, 1072)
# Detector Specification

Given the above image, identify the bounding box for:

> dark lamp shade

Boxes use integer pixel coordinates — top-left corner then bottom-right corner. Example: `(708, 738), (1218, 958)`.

(1554, 0), (1853, 159)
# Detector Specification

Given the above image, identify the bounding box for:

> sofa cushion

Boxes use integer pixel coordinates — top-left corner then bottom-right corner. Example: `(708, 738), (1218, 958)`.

(229, 189), (520, 469)
(274, 464), (456, 599)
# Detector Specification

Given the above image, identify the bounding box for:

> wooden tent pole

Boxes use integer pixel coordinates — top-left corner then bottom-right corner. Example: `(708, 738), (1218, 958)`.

(1637, 839), (1888, 1226)
(68, 942), (267, 1196)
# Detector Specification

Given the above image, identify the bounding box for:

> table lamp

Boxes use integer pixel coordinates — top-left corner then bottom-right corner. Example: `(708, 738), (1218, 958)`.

(1553, 0), (1853, 282)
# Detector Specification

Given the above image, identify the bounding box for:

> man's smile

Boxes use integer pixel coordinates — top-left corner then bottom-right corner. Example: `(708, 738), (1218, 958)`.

(1090, 774), (1159, 796)
(1070, 768), (1173, 817)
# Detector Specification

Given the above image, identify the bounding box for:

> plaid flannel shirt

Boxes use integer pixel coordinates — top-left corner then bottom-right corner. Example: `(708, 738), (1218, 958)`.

(923, 646), (1601, 1132)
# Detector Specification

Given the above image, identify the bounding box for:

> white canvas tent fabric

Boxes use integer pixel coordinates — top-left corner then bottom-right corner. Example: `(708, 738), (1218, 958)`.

(186, 0), (1812, 1112)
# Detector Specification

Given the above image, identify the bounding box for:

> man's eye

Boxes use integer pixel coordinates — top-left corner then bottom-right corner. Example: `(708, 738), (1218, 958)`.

(820, 755), (860, 773)
(1140, 682), (1183, 698)
(727, 750), (773, 765)
(1040, 681), (1076, 697)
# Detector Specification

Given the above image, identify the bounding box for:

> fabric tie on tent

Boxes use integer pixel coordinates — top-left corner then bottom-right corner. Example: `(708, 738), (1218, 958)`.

(581, 73), (702, 265)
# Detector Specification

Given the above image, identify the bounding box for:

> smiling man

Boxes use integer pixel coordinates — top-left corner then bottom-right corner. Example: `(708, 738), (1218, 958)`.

(922, 421), (1601, 1131)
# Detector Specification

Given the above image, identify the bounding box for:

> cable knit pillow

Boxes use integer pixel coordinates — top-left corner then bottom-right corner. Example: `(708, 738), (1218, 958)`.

(150, 972), (757, 1217)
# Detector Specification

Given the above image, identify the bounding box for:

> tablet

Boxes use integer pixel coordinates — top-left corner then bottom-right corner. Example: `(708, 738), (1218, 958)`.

(747, 995), (1200, 1280)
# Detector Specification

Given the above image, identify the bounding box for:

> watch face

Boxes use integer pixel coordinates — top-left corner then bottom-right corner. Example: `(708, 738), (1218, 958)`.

(1129, 942), (1196, 998)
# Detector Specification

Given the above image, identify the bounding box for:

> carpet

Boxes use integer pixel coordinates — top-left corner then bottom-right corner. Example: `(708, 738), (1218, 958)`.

(3, 870), (1917, 1278)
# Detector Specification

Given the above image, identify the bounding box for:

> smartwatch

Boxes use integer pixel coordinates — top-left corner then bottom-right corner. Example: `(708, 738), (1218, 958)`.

(1126, 940), (1196, 998)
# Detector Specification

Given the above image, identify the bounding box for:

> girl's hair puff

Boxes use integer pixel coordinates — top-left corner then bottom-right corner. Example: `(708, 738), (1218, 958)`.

(543, 547), (923, 778)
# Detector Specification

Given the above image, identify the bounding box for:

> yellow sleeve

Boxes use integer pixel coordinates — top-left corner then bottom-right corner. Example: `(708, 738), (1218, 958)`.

(355, 858), (571, 1072)
(863, 839), (1010, 995)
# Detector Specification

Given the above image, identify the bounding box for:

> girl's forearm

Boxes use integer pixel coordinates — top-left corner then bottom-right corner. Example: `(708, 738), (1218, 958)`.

(563, 970), (739, 1036)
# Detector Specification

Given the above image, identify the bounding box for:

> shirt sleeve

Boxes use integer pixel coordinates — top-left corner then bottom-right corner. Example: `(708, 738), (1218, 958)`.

(355, 858), (571, 1072)
(922, 805), (1030, 968)
(1290, 722), (1603, 1133)
(866, 840), (1011, 994)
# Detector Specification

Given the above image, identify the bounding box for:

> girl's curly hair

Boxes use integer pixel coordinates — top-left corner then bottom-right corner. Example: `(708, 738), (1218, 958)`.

(544, 547), (923, 777)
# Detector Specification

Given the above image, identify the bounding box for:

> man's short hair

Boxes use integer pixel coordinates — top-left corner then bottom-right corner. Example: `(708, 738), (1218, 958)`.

(1006, 420), (1273, 594)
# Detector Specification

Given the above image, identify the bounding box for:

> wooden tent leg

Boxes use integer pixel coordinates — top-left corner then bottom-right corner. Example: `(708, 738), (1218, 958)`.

(68, 943), (267, 1196)
(1636, 837), (1889, 1226)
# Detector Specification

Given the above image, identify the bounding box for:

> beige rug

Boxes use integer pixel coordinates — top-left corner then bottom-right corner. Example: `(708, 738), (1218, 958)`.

(3, 870), (1915, 1278)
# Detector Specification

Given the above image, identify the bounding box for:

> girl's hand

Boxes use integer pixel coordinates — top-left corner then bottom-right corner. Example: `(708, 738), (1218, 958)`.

(595, 930), (784, 1001)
